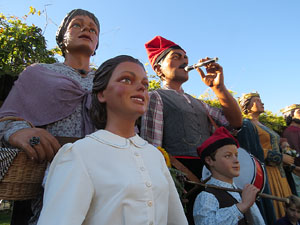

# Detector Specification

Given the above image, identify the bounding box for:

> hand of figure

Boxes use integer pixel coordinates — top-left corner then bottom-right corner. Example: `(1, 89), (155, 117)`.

(236, 184), (259, 213)
(9, 128), (61, 162)
(293, 166), (300, 177)
(196, 57), (224, 89)
(282, 153), (294, 165)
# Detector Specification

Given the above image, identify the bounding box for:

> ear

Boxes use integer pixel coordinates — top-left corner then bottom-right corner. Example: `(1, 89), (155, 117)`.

(97, 91), (106, 103)
(154, 64), (165, 81)
(204, 156), (214, 167)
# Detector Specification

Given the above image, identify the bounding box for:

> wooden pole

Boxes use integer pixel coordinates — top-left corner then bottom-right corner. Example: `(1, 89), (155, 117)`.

(186, 180), (289, 204)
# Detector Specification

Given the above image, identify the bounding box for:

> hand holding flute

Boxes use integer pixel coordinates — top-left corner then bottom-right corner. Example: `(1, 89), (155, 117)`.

(187, 57), (224, 88)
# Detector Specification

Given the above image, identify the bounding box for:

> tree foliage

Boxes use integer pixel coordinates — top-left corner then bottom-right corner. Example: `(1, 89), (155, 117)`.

(258, 110), (286, 135)
(0, 7), (57, 76)
(144, 63), (162, 91)
(148, 74), (161, 91)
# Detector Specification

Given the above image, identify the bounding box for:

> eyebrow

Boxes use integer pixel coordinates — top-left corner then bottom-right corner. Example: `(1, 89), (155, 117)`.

(170, 51), (188, 59)
(121, 71), (148, 81)
(170, 52), (182, 57)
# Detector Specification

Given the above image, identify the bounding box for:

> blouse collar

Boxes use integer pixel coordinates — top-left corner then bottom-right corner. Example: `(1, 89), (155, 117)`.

(87, 130), (148, 149)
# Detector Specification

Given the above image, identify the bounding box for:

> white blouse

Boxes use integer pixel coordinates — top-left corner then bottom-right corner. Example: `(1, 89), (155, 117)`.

(38, 130), (188, 225)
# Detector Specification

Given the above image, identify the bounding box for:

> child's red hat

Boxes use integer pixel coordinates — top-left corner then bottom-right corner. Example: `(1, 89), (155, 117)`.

(197, 127), (239, 160)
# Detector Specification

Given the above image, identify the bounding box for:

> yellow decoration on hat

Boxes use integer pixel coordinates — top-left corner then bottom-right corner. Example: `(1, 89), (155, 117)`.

(239, 92), (260, 103)
(281, 104), (300, 114)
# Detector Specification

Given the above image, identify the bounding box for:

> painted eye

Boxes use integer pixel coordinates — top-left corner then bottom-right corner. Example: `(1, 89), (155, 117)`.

(143, 82), (149, 89)
(120, 78), (132, 84)
(90, 28), (97, 34)
(72, 23), (81, 28)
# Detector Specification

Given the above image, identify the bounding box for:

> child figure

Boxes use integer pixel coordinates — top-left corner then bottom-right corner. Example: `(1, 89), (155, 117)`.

(274, 195), (300, 225)
(193, 127), (265, 225)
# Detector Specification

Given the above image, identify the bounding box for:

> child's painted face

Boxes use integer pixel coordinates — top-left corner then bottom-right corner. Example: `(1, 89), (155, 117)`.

(286, 204), (300, 223)
(98, 61), (149, 120)
(206, 144), (240, 183)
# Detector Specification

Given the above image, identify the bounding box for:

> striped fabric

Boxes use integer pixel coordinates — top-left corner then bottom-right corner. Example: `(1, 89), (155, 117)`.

(0, 147), (20, 181)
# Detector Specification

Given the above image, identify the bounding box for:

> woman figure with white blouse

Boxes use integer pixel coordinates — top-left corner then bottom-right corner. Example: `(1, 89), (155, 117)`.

(37, 55), (188, 225)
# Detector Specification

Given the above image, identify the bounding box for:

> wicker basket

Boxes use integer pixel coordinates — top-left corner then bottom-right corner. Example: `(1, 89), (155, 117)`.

(0, 151), (47, 200)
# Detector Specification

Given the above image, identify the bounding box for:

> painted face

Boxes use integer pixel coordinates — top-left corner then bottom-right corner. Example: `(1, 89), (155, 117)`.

(248, 96), (264, 114)
(286, 204), (300, 224)
(63, 15), (99, 56)
(98, 62), (149, 120)
(206, 144), (240, 183)
(293, 109), (300, 120)
(158, 49), (189, 83)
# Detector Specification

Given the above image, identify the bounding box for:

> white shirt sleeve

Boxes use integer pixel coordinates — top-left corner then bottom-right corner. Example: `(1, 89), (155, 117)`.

(160, 156), (188, 225)
(37, 143), (94, 225)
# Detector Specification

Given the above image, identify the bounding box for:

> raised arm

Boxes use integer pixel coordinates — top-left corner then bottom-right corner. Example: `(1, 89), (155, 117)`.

(196, 58), (242, 129)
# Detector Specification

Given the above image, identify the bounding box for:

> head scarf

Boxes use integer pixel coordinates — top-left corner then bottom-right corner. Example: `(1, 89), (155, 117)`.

(56, 9), (100, 57)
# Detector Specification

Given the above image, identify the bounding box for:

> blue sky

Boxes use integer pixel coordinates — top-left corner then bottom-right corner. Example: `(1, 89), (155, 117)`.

(1, 0), (299, 114)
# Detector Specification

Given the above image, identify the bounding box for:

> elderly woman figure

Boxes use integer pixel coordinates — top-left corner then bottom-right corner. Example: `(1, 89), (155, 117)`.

(0, 9), (100, 225)
(237, 92), (293, 221)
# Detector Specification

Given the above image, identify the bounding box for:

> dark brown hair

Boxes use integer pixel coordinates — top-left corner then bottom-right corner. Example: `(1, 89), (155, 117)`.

(286, 195), (300, 209)
(239, 97), (254, 115)
(90, 55), (145, 129)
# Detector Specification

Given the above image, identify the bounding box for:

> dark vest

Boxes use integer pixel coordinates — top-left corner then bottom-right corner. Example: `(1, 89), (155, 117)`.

(205, 187), (253, 225)
(157, 89), (211, 156)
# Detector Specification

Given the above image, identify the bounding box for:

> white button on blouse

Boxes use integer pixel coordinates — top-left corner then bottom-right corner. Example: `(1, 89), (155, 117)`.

(38, 130), (188, 225)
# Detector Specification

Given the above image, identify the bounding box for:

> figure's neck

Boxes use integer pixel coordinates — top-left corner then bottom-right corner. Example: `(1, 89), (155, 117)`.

(64, 54), (91, 75)
(104, 113), (138, 138)
(291, 120), (300, 128)
(163, 81), (183, 93)
(249, 112), (260, 124)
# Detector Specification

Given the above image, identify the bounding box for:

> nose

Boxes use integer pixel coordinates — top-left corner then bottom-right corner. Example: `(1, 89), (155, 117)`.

(81, 25), (90, 32)
(137, 82), (147, 92)
(183, 57), (188, 65)
(233, 155), (239, 163)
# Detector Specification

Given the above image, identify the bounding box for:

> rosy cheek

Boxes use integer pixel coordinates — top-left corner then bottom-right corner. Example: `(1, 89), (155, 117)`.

(112, 85), (127, 97)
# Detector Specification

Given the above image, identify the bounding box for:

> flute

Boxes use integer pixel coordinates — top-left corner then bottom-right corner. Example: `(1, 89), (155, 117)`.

(186, 180), (289, 204)
(184, 57), (218, 72)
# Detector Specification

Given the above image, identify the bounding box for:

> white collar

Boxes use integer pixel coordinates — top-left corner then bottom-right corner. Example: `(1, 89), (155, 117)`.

(87, 130), (148, 149)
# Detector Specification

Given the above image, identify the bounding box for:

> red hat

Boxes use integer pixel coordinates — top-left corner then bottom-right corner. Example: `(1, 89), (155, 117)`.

(197, 127), (239, 161)
(145, 36), (185, 68)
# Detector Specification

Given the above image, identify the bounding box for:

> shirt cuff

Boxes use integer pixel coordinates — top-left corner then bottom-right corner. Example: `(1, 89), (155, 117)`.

(4, 121), (31, 142)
